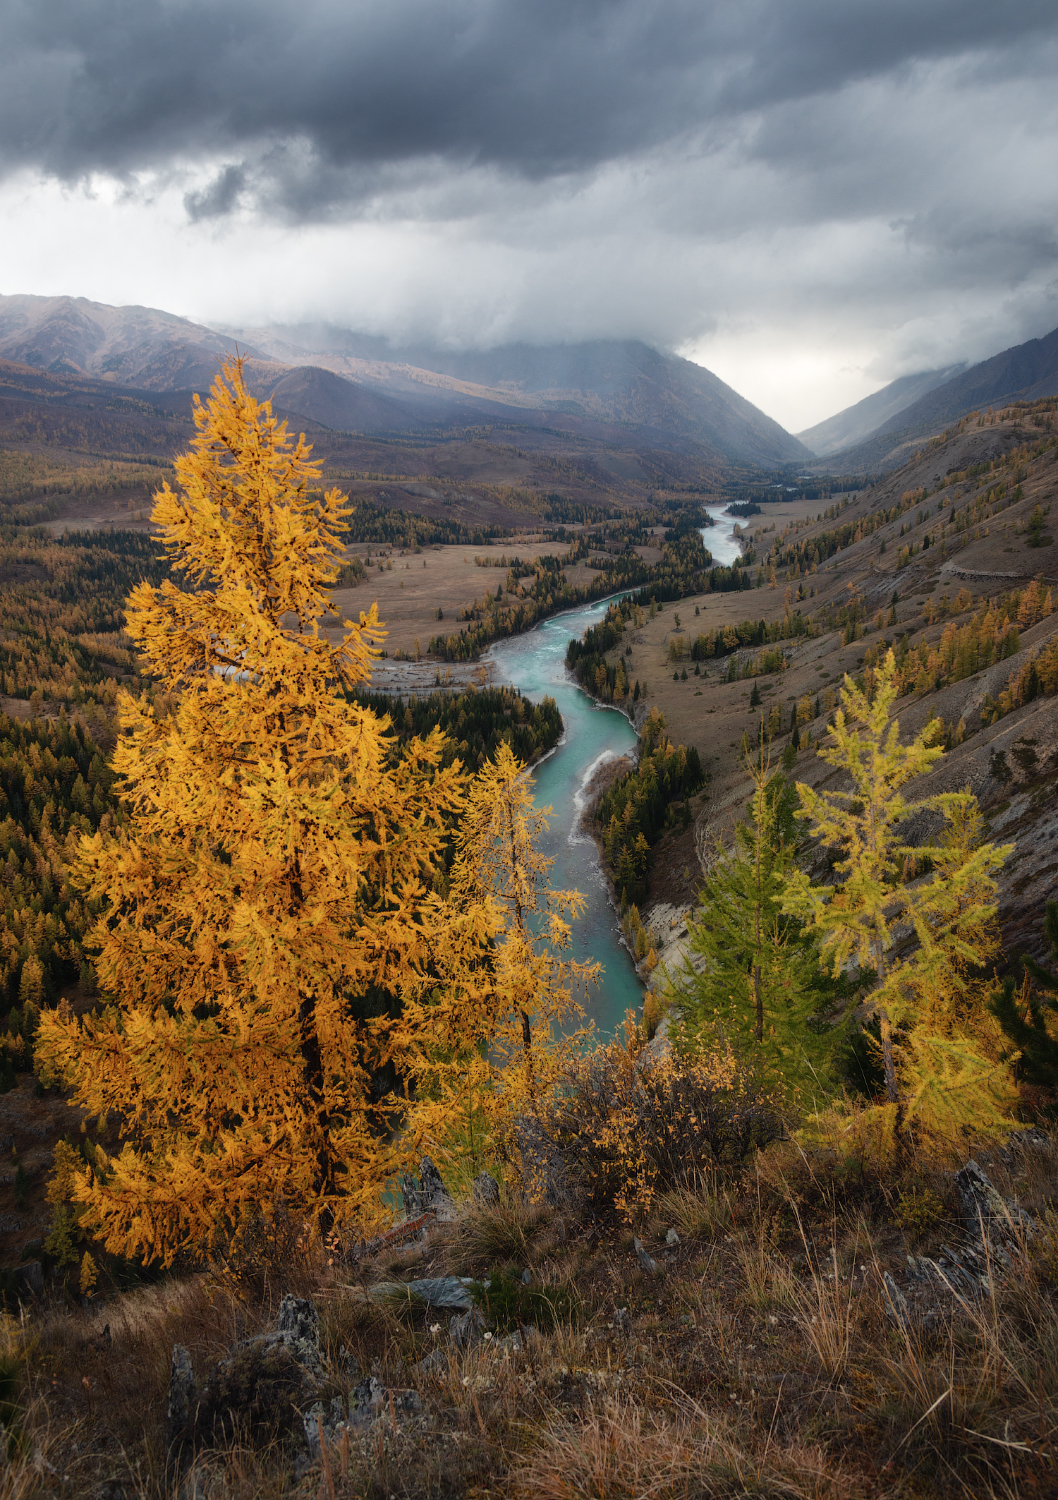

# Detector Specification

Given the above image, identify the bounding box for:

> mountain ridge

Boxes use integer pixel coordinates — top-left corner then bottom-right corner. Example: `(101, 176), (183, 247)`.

(0, 294), (810, 469)
(807, 325), (1058, 474)
(796, 364), (967, 456)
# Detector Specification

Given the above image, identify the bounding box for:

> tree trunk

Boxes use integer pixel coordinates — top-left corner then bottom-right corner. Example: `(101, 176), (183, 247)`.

(878, 1007), (899, 1104)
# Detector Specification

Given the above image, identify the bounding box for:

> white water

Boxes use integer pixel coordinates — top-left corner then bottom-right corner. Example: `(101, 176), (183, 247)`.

(699, 504), (746, 568)
(486, 597), (645, 1036)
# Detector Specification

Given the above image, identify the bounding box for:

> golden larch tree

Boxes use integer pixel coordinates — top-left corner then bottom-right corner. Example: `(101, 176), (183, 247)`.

(784, 650), (1015, 1140)
(36, 357), (494, 1265)
(400, 742), (598, 1182)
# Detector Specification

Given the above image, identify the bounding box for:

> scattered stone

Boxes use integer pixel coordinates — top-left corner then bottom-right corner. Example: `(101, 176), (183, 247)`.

(167, 1293), (327, 1467)
(165, 1345), (197, 1478)
(613, 1307), (632, 1335)
(1003, 1125), (1051, 1162)
(399, 1172), (423, 1217)
(349, 1375), (386, 1416)
(521, 1268), (532, 1285)
(418, 1156), (458, 1221)
(472, 1172), (501, 1208)
(396, 1276), (476, 1311)
(13, 1260), (42, 1297)
(450, 1306), (488, 1350)
(955, 1160), (1034, 1244)
(633, 1237), (659, 1274)
(882, 1271), (913, 1332)
(414, 1347), (449, 1376)
(892, 1158), (1038, 1328)
(666, 1228), (680, 1246)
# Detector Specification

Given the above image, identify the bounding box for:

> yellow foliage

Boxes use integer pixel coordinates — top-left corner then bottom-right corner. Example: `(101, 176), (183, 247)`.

(400, 742), (597, 1180)
(36, 357), (498, 1266)
(79, 1250), (99, 1298)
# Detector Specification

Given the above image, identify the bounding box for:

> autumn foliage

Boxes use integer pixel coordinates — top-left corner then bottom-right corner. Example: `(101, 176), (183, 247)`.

(35, 359), (510, 1264)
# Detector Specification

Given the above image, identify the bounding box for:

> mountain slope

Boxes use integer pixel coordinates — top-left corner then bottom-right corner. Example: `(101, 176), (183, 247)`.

(0, 293), (810, 466)
(228, 323), (812, 467)
(815, 325), (1058, 474)
(797, 364), (966, 456)
(0, 293), (276, 391)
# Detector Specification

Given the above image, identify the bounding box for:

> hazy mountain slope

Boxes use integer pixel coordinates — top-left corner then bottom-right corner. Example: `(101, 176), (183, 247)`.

(250, 365), (435, 435)
(817, 325), (1058, 474)
(0, 293), (812, 464)
(797, 364), (966, 456)
(229, 323), (812, 467)
(0, 293), (274, 391)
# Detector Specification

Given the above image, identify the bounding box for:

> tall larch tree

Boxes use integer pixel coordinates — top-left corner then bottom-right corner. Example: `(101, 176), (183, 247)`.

(783, 650), (1015, 1140)
(36, 357), (494, 1266)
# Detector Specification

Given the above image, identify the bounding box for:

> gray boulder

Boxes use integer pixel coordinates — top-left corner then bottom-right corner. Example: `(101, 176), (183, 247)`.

(472, 1172), (501, 1208)
(418, 1157), (457, 1221)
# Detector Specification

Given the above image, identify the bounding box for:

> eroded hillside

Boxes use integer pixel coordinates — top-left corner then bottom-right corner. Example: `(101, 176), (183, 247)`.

(592, 399), (1058, 964)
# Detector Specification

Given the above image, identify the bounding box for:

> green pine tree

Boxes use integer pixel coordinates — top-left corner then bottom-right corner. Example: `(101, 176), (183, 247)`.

(666, 748), (846, 1103)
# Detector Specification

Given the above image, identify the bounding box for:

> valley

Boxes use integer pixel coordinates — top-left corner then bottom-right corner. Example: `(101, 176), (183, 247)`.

(1, 306), (1057, 1500)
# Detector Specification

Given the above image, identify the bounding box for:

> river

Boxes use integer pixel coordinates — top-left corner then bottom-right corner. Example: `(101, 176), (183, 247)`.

(481, 506), (745, 1036)
(699, 504), (746, 568)
(486, 597), (644, 1037)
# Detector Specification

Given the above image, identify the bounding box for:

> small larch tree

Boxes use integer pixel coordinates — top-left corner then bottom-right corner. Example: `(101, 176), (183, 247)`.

(400, 742), (598, 1184)
(36, 357), (493, 1265)
(784, 650), (1015, 1141)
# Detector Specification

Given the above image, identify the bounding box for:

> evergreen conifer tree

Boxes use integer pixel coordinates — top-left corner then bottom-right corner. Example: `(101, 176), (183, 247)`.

(666, 748), (845, 1102)
(990, 901), (1058, 1097)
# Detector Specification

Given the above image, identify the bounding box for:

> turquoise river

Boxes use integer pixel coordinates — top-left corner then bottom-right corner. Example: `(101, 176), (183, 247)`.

(484, 502), (743, 1036)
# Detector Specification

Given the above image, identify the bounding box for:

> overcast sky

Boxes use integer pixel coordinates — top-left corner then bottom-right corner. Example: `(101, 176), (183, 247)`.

(1, 0), (1057, 429)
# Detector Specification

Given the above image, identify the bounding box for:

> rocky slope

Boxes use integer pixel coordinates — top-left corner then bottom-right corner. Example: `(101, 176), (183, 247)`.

(597, 398), (1058, 984)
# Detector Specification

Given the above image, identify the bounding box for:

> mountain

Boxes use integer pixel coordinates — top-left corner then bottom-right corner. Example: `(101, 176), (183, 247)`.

(0, 293), (811, 467)
(0, 293), (275, 391)
(796, 364), (966, 456)
(811, 324), (1058, 474)
(225, 324), (813, 467)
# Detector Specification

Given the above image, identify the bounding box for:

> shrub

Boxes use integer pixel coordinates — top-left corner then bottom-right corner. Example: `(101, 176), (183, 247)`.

(523, 1027), (782, 1223)
(469, 1268), (580, 1334)
(894, 1185), (947, 1240)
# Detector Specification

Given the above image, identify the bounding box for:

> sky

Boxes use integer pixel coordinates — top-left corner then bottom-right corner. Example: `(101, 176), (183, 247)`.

(1, 0), (1057, 430)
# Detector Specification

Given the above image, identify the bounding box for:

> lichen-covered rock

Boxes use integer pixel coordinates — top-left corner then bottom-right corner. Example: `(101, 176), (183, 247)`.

(167, 1294), (326, 1466)
(450, 1306), (488, 1350)
(418, 1156), (457, 1220)
(472, 1171), (501, 1207)
(955, 1160), (1035, 1243)
(165, 1345), (197, 1479)
(633, 1237), (659, 1274)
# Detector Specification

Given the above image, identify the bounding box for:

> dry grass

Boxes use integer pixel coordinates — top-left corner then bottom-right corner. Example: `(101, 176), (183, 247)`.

(454, 1196), (560, 1272)
(652, 1181), (734, 1243)
(507, 1396), (861, 1500)
(9, 1131), (1058, 1499)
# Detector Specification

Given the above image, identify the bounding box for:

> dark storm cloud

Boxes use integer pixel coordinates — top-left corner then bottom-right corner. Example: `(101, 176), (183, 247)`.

(1, 0), (1056, 219)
